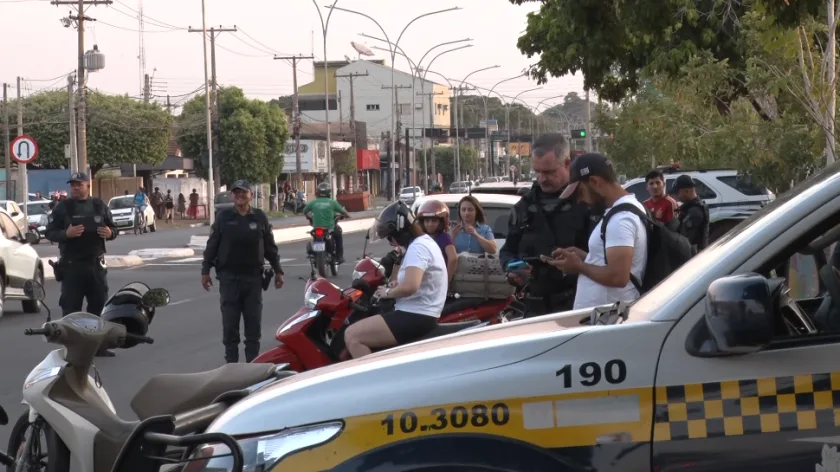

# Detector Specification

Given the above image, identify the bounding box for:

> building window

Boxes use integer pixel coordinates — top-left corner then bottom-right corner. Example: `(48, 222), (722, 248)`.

(399, 104), (411, 115)
(299, 98), (337, 111)
(366, 104), (380, 111)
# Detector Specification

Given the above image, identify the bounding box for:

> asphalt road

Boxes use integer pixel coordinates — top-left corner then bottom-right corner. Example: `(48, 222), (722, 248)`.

(0, 231), (390, 448)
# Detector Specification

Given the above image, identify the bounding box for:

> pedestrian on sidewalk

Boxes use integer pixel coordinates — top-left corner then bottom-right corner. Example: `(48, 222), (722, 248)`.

(201, 179), (285, 363)
(164, 190), (175, 223)
(151, 187), (164, 219)
(188, 189), (199, 219)
(45, 172), (118, 357)
(177, 192), (186, 219)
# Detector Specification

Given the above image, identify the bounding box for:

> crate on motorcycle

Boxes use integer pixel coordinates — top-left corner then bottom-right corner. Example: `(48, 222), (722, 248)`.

(450, 253), (515, 299)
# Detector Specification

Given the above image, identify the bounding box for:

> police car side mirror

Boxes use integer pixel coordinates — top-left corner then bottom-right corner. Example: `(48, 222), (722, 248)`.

(703, 273), (774, 355)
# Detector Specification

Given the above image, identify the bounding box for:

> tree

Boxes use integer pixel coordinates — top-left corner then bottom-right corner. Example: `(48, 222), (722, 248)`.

(177, 87), (289, 185)
(10, 90), (172, 174)
(332, 147), (357, 175)
(433, 146), (479, 183)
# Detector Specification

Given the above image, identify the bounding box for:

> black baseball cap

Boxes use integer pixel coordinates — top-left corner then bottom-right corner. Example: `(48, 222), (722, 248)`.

(231, 179), (251, 192)
(67, 172), (89, 183)
(559, 152), (616, 199)
(673, 174), (695, 190)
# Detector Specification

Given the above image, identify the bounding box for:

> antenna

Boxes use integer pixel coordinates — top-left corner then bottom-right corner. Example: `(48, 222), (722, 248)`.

(137, 0), (146, 96)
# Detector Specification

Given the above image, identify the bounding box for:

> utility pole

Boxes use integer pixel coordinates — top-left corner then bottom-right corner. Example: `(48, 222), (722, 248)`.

(53, 0), (112, 177)
(189, 25), (236, 190)
(68, 75), (78, 173)
(2, 84), (9, 199)
(275, 55), (315, 185)
(452, 85), (473, 182)
(335, 70), (368, 149)
(417, 90), (442, 190)
(382, 84), (411, 194)
(143, 73), (151, 103)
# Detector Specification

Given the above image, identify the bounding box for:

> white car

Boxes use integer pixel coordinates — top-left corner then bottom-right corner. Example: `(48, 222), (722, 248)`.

(0, 208), (42, 315)
(448, 181), (472, 194)
(411, 192), (520, 252)
(20, 200), (52, 241)
(0, 200), (28, 234)
(623, 167), (775, 241)
(398, 186), (424, 206)
(107, 195), (156, 232)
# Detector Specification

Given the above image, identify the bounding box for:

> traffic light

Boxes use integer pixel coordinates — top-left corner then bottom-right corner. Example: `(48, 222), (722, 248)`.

(571, 129), (587, 138)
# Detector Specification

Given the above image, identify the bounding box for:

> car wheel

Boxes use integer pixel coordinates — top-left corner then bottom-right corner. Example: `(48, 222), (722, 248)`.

(0, 275), (6, 318)
(22, 266), (43, 314)
(149, 222), (156, 232)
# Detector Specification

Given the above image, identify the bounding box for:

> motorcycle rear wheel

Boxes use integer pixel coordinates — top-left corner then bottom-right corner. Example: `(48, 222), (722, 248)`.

(8, 413), (70, 472)
(314, 252), (328, 278)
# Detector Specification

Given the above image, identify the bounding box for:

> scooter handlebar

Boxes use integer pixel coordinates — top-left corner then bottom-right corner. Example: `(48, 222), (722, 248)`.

(125, 333), (155, 345)
(24, 327), (49, 336)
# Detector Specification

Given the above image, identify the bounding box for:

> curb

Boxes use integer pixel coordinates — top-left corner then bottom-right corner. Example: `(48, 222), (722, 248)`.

(188, 217), (376, 250)
(42, 255), (145, 280)
(129, 248), (195, 259)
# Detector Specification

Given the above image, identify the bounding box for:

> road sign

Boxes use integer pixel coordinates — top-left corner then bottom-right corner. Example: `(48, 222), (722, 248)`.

(10, 135), (39, 164)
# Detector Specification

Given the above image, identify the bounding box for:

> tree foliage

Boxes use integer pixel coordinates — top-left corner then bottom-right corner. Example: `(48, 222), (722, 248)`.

(177, 87), (289, 185)
(9, 90), (172, 173)
(333, 147), (357, 175)
(433, 146), (479, 183)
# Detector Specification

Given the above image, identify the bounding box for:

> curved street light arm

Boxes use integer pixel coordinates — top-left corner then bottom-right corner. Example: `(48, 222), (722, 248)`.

(460, 65), (500, 88)
(422, 45), (473, 83)
(416, 38), (471, 70)
(422, 69), (454, 88)
(395, 7), (461, 51)
(327, 5), (392, 50)
(510, 86), (542, 105)
(371, 45), (416, 75)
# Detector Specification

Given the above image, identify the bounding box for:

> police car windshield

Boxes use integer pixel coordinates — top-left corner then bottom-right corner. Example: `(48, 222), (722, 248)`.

(109, 197), (134, 210)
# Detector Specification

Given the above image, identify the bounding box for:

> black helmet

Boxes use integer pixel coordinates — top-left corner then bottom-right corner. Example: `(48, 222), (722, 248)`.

(317, 182), (331, 197)
(101, 282), (154, 348)
(374, 201), (416, 247)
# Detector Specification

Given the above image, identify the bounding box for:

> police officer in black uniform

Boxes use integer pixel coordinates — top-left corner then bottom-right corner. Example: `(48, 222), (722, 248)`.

(45, 172), (118, 356)
(201, 179), (285, 363)
(500, 133), (598, 317)
(673, 174), (710, 251)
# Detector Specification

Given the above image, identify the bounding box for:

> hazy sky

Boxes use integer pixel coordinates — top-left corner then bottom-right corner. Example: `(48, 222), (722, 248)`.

(0, 0), (585, 112)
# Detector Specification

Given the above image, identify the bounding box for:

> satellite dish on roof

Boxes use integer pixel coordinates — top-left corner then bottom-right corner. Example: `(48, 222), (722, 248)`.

(351, 42), (374, 57)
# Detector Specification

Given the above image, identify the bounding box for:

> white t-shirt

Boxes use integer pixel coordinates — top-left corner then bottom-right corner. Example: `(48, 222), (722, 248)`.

(574, 194), (648, 310)
(395, 234), (447, 317)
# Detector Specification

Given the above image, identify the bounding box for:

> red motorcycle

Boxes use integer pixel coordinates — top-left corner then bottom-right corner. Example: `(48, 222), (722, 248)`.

(252, 243), (519, 371)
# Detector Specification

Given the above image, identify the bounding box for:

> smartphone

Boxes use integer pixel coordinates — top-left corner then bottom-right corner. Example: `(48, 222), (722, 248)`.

(522, 256), (544, 263)
(506, 260), (528, 271)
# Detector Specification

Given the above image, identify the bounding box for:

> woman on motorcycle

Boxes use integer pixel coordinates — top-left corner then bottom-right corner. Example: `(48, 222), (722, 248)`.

(416, 199), (457, 282)
(344, 201), (447, 358)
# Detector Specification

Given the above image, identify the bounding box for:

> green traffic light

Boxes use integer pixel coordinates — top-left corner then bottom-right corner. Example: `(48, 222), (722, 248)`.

(580, 131), (586, 137)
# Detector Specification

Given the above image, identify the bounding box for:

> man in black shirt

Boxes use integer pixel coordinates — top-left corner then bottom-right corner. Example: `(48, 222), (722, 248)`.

(201, 180), (285, 363)
(500, 133), (598, 316)
(673, 175), (710, 251)
(45, 172), (118, 356)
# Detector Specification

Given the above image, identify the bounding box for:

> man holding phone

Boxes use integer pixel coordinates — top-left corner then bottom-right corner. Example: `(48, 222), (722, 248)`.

(45, 172), (118, 356)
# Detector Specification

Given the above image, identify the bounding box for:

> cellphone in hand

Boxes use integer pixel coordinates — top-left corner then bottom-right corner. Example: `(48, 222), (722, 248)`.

(506, 260), (528, 271)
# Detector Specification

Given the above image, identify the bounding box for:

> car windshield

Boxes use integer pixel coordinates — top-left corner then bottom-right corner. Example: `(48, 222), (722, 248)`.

(215, 192), (231, 204)
(109, 197), (134, 210)
(400, 187), (419, 195)
(628, 164), (840, 322)
(26, 203), (50, 215)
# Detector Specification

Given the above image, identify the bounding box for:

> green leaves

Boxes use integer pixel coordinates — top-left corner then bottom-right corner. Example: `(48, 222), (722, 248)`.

(433, 146), (479, 183)
(177, 86), (288, 185)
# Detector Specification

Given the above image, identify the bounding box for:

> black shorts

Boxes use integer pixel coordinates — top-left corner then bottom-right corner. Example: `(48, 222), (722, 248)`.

(382, 310), (438, 344)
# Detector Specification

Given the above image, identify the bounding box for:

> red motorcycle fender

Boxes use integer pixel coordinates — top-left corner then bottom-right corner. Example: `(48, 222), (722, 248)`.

(251, 343), (304, 371)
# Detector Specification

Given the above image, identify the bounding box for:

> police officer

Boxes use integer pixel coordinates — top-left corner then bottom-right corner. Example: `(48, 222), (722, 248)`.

(499, 133), (598, 317)
(673, 174), (710, 251)
(201, 179), (285, 363)
(45, 172), (118, 357)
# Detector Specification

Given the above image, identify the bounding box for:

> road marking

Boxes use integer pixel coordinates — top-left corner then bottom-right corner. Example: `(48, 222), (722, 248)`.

(171, 257), (204, 263)
(169, 298), (195, 306)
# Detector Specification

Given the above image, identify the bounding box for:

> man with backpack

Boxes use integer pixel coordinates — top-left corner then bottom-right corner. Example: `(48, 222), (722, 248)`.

(673, 175), (710, 251)
(545, 153), (694, 308)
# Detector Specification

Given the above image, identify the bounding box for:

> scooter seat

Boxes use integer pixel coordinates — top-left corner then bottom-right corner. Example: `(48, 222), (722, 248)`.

(130, 363), (277, 420)
(440, 297), (487, 316)
(416, 320), (482, 341)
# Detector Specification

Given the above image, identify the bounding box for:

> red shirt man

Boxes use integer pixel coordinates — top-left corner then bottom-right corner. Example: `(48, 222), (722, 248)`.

(643, 169), (678, 224)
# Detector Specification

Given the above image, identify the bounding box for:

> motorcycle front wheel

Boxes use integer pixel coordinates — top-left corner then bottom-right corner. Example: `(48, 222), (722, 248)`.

(8, 412), (70, 472)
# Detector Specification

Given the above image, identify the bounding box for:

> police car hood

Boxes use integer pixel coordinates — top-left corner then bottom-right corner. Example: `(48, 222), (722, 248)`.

(207, 309), (595, 435)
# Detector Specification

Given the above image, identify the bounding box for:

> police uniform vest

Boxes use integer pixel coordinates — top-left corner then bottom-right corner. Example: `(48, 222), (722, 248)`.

(214, 207), (270, 276)
(678, 198), (710, 250)
(57, 198), (108, 262)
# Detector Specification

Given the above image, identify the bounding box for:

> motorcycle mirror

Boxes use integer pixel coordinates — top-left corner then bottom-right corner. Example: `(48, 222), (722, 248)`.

(0, 405), (6, 426)
(23, 279), (46, 302)
(141, 288), (171, 308)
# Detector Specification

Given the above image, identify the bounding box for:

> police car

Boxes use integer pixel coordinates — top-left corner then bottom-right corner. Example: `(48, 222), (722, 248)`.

(623, 166), (775, 241)
(178, 162), (840, 471)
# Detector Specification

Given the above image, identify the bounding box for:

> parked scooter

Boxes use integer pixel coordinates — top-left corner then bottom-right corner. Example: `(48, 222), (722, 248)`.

(10, 280), (290, 472)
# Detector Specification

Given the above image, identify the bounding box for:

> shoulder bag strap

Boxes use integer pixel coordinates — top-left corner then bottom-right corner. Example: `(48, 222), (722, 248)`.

(600, 203), (647, 293)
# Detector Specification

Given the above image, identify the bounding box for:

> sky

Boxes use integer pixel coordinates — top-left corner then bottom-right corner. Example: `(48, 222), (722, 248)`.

(0, 0), (585, 113)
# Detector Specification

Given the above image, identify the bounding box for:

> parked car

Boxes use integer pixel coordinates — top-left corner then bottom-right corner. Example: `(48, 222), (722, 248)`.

(0, 200), (27, 234)
(19, 200), (51, 242)
(449, 181), (472, 194)
(398, 186), (424, 206)
(214, 191), (235, 216)
(470, 182), (532, 197)
(622, 166), (775, 242)
(108, 195), (156, 232)
(411, 193), (520, 252)
(0, 207), (41, 315)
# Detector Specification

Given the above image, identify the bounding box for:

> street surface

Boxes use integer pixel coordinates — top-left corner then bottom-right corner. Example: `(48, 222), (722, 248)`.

(0, 230), (390, 447)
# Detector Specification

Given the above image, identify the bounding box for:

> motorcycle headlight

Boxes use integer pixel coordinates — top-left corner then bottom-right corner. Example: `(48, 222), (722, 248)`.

(278, 310), (319, 335)
(185, 422), (343, 471)
(303, 287), (325, 309)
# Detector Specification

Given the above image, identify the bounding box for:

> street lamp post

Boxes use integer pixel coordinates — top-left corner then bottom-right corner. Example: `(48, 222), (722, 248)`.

(504, 87), (541, 177)
(313, 0), (340, 198)
(366, 35), (470, 189)
(327, 5), (461, 200)
(483, 74), (525, 176)
(454, 66), (499, 181)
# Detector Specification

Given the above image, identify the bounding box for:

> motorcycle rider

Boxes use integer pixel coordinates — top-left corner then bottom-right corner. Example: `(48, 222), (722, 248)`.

(499, 133), (598, 317)
(416, 199), (457, 282)
(303, 182), (350, 264)
(344, 201), (447, 358)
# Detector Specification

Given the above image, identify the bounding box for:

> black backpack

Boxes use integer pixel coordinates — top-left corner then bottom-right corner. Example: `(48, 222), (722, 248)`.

(601, 203), (694, 294)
